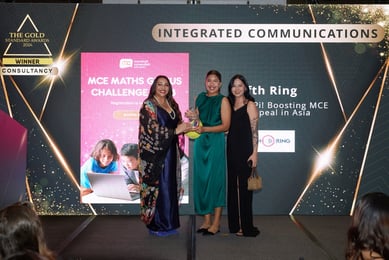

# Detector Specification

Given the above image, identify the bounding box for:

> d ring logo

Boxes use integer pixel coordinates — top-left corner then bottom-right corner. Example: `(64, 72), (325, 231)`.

(258, 130), (295, 153)
(262, 135), (275, 147)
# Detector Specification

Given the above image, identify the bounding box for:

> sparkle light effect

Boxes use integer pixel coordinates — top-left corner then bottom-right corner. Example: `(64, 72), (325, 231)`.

(319, 44), (347, 122)
(38, 4), (96, 215)
(289, 5), (389, 216)
(1, 4), (387, 216)
(38, 53), (77, 121)
(308, 5), (347, 122)
(313, 147), (335, 175)
(7, 75), (84, 203)
(290, 59), (388, 216)
(350, 58), (389, 215)
(0, 4), (97, 215)
(39, 3), (79, 121)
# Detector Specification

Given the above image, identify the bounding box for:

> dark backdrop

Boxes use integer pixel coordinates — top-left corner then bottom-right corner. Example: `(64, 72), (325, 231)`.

(0, 3), (388, 215)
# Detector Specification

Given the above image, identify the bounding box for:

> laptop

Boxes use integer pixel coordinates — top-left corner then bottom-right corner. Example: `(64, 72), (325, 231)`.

(87, 173), (139, 201)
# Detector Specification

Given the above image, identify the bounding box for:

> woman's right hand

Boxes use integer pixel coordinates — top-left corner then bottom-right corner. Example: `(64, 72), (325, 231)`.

(184, 108), (198, 120)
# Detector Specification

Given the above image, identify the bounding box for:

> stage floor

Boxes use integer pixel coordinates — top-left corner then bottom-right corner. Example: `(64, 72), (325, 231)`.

(41, 215), (350, 260)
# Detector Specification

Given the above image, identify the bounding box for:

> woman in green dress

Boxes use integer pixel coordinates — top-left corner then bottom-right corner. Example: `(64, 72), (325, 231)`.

(187, 70), (231, 235)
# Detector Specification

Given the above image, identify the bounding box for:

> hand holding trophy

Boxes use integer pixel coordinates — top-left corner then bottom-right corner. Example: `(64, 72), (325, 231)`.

(185, 107), (202, 139)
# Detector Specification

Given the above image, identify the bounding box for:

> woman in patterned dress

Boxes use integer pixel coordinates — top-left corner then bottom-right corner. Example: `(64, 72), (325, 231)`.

(138, 75), (192, 237)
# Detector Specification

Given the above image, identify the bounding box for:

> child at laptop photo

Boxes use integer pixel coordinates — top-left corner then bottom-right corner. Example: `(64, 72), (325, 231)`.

(120, 143), (140, 200)
(80, 139), (119, 196)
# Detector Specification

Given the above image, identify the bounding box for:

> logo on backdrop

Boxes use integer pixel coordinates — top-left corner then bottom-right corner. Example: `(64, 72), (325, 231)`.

(258, 130), (295, 153)
(119, 58), (151, 69)
(119, 58), (133, 69)
(1, 14), (57, 76)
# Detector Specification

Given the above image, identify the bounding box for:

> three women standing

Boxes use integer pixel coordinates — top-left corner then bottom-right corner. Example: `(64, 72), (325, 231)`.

(138, 75), (192, 237)
(189, 70), (231, 235)
(227, 74), (260, 237)
(139, 72), (259, 238)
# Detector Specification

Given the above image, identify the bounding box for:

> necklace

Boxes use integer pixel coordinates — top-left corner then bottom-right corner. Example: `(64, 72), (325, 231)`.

(154, 95), (176, 120)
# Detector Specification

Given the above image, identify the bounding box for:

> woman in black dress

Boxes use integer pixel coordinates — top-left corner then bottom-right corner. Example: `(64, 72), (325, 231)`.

(227, 74), (260, 237)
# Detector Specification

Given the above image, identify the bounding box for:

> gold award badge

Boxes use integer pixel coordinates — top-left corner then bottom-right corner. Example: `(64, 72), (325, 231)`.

(1, 14), (57, 76)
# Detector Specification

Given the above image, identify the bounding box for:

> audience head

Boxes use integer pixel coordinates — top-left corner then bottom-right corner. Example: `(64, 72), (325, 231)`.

(0, 201), (55, 260)
(346, 192), (389, 260)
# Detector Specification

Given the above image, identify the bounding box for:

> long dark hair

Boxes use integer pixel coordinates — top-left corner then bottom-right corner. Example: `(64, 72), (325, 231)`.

(146, 75), (182, 122)
(227, 74), (255, 106)
(0, 202), (56, 260)
(346, 192), (389, 259)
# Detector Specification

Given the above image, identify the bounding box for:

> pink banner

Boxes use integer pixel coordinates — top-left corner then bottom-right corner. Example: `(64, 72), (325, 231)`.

(80, 52), (189, 165)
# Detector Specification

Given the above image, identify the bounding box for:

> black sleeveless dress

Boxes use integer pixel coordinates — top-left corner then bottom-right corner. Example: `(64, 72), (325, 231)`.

(227, 104), (259, 237)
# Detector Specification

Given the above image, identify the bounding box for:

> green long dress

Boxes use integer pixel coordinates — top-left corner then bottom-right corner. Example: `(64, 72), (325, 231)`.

(193, 92), (226, 215)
